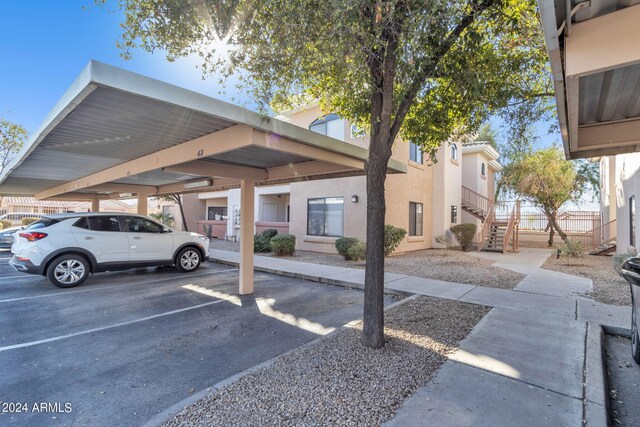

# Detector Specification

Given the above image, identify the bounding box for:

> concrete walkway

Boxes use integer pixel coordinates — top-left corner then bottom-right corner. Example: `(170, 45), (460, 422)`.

(209, 248), (631, 426)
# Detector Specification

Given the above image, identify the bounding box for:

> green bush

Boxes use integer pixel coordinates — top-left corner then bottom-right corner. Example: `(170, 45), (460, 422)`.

(384, 224), (407, 256)
(270, 234), (296, 256)
(261, 228), (279, 240)
(335, 237), (360, 260)
(254, 234), (272, 253)
(560, 240), (585, 258)
(0, 220), (10, 230)
(21, 217), (40, 226)
(612, 252), (634, 274)
(347, 241), (366, 261)
(450, 223), (477, 251)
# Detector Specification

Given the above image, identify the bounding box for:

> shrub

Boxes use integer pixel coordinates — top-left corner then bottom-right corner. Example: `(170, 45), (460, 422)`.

(335, 237), (360, 260)
(612, 252), (634, 274)
(384, 224), (407, 256)
(261, 228), (279, 240)
(0, 222), (3, 230)
(254, 233), (272, 253)
(450, 223), (477, 251)
(21, 217), (40, 226)
(560, 240), (585, 258)
(270, 234), (296, 256)
(347, 241), (366, 261)
(0, 220), (10, 230)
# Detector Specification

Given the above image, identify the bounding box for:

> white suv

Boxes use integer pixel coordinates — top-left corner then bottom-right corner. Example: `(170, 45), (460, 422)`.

(10, 213), (210, 288)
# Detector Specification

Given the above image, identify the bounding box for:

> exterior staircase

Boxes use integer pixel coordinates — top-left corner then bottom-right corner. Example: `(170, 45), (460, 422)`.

(461, 186), (490, 221)
(483, 221), (508, 252)
(585, 219), (616, 256)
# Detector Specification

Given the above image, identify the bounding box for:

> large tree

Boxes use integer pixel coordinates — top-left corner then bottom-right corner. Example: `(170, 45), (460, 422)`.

(500, 146), (598, 246)
(0, 119), (28, 176)
(100, 0), (552, 348)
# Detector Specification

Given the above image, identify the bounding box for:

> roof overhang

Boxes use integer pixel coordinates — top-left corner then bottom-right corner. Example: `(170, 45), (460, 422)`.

(539, 0), (640, 159)
(0, 61), (406, 201)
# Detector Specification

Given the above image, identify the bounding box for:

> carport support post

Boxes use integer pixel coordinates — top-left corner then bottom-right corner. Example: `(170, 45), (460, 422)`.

(239, 179), (255, 295)
(91, 196), (99, 213)
(137, 194), (148, 216)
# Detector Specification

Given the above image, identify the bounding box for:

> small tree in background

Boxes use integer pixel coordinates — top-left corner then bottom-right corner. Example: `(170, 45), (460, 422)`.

(500, 146), (598, 246)
(0, 119), (28, 176)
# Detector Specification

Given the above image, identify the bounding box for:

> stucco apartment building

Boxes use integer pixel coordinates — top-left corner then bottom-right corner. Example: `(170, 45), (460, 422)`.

(186, 104), (502, 254)
(599, 154), (640, 254)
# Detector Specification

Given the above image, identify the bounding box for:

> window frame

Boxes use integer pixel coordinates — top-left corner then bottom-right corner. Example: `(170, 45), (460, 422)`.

(409, 202), (424, 237)
(409, 142), (424, 164)
(122, 216), (165, 234)
(451, 205), (458, 224)
(451, 144), (458, 161)
(631, 196), (636, 246)
(207, 206), (228, 221)
(306, 197), (344, 237)
(481, 162), (486, 177)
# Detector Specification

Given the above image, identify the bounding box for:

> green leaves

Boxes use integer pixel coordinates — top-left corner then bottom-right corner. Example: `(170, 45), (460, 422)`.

(101, 0), (550, 159)
(500, 146), (593, 212)
(0, 119), (28, 176)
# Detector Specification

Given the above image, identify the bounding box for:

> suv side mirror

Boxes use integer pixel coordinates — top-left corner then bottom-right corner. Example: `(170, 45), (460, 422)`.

(162, 226), (171, 233)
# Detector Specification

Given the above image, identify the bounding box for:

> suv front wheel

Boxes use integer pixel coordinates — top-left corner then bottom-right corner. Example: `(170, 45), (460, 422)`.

(175, 247), (202, 273)
(47, 254), (90, 288)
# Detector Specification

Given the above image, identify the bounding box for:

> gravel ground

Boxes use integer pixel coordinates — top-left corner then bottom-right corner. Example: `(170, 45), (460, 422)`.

(164, 297), (489, 427)
(209, 240), (524, 290)
(542, 254), (631, 306)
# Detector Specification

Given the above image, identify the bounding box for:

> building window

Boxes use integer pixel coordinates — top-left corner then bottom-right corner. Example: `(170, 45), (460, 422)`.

(481, 162), (486, 177)
(631, 196), (636, 246)
(409, 142), (423, 164)
(307, 197), (344, 237)
(451, 144), (458, 161)
(451, 205), (458, 224)
(309, 114), (345, 141)
(208, 206), (228, 221)
(409, 202), (423, 236)
(350, 124), (365, 139)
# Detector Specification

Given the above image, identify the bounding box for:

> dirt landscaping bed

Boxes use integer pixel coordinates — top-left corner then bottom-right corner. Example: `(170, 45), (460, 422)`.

(164, 297), (489, 427)
(210, 240), (524, 290)
(542, 255), (630, 306)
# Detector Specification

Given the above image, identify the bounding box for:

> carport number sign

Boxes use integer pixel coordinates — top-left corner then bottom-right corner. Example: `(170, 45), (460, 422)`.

(197, 149), (204, 157)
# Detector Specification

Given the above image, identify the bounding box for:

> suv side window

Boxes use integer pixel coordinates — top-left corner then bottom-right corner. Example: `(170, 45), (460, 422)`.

(73, 217), (90, 230)
(124, 216), (163, 233)
(87, 216), (121, 232)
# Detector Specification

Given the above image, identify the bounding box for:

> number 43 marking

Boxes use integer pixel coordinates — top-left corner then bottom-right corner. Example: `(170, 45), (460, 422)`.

(197, 149), (204, 157)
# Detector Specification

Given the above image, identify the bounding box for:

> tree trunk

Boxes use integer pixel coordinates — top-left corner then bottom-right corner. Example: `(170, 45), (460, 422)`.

(362, 134), (393, 349)
(545, 210), (570, 245)
(173, 194), (188, 232)
(548, 224), (554, 247)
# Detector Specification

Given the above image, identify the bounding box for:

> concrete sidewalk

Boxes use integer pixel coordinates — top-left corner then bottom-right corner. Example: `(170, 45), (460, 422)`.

(209, 248), (631, 426)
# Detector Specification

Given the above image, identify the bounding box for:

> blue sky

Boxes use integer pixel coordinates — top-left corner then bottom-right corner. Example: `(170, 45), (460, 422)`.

(0, 1), (250, 134)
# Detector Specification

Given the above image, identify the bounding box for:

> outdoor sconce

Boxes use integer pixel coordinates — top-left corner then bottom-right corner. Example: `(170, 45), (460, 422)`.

(351, 195), (359, 203)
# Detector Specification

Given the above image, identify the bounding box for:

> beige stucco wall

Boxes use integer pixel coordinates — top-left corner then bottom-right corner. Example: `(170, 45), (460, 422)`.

(290, 175), (367, 253)
(431, 143), (461, 245)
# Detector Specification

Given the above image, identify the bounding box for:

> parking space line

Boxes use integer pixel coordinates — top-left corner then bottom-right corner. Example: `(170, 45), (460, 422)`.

(0, 275), (36, 281)
(0, 268), (237, 303)
(0, 298), (228, 353)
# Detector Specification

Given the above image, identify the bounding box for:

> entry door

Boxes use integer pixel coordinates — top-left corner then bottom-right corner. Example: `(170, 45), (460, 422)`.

(262, 203), (277, 222)
(71, 216), (129, 263)
(122, 216), (174, 261)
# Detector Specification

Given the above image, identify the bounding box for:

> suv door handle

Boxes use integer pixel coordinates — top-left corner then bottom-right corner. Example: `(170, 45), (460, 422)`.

(133, 236), (142, 240)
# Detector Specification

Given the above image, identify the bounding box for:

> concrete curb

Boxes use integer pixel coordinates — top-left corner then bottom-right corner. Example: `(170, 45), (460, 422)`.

(208, 257), (411, 298)
(584, 323), (611, 427)
(142, 294), (420, 427)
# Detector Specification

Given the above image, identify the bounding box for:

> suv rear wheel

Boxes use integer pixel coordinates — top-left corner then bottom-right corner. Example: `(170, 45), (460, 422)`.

(47, 254), (90, 288)
(175, 247), (201, 272)
(632, 299), (640, 364)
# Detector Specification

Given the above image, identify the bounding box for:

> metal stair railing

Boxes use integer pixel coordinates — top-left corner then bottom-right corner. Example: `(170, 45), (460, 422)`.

(462, 186), (494, 220)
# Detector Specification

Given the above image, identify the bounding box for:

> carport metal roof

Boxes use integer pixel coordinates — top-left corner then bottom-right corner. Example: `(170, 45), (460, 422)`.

(539, 0), (640, 159)
(0, 60), (405, 200)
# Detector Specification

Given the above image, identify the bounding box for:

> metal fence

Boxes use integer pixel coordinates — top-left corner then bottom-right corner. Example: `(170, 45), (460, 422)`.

(517, 210), (601, 232)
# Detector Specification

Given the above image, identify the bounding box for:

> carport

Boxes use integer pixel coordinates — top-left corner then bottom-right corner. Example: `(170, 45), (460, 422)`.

(0, 60), (405, 295)
(538, 0), (640, 159)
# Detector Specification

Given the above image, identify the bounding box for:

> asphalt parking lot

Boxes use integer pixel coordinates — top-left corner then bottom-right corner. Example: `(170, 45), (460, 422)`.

(0, 249), (381, 426)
